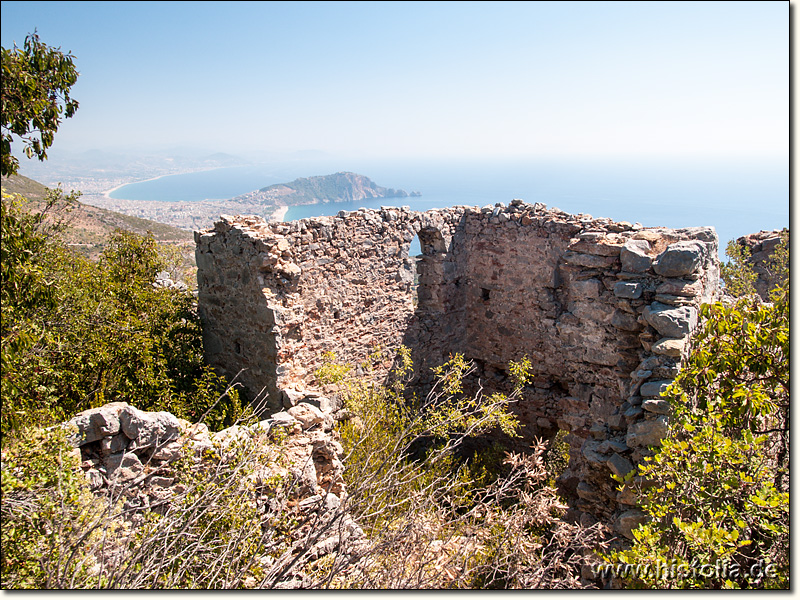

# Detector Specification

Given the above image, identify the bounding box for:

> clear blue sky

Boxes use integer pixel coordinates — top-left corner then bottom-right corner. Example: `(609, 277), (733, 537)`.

(0, 1), (788, 160)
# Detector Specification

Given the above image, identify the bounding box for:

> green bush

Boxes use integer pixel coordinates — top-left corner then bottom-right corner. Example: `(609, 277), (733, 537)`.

(319, 349), (523, 527)
(0, 426), (106, 588)
(1, 191), (245, 433)
(603, 284), (789, 589)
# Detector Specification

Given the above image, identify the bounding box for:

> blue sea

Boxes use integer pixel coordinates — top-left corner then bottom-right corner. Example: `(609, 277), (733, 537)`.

(110, 156), (788, 258)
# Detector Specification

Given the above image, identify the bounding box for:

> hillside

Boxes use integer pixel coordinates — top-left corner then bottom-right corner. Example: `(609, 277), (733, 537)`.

(1, 173), (193, 259)
(229, 171), (421, 206)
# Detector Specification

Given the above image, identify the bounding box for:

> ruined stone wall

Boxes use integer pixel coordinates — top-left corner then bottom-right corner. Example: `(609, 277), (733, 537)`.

(196, 209), (420, 410)
(195, 200), (720, 534)
(734, 229), (788, 300)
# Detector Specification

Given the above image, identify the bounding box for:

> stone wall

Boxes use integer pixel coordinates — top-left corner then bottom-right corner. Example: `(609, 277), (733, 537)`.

(195, 200), (720, 533)
(733, 229), (788, 300)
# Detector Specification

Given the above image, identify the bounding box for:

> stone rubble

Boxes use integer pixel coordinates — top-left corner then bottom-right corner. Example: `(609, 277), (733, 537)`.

(195, 199), (721, 537)
(63, 394), (360, 561)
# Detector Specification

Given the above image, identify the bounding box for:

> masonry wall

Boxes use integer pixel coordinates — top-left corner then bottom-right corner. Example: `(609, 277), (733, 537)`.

(195, 200), (720, 534)
(734, 229), (789, 300)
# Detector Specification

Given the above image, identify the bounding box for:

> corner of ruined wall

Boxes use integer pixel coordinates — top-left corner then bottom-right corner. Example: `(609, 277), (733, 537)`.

(435, 200), (720, 529)
(195, 215), (289, 413)
(735, 228), (789, 300)
(552, 222), (720, 531)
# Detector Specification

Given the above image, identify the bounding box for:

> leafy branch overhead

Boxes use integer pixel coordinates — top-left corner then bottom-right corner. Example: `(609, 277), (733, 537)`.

(1, 32), (80, 177)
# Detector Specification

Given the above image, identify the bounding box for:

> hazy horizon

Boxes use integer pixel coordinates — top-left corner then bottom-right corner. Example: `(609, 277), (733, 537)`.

(0, 1), (788, 164)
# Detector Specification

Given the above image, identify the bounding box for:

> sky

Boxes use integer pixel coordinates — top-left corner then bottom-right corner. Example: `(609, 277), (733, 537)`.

(0, 1), (789, 161)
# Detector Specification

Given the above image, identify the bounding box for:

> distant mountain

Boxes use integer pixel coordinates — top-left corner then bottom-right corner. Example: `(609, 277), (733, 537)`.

(230, 172), (421, 206)
(200, 152), (245, 166)
(1, 174), (192, 259)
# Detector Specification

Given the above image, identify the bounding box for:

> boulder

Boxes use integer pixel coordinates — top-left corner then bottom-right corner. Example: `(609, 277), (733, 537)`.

(654, 241), (705, 277)
(615, 509), (649, 539)
(626, 416), (669, 448)
(620, 239), (652, 273)
(66, 402), (127, 446)
(643, 302), (697, 338)
(119, 406), (181, 451)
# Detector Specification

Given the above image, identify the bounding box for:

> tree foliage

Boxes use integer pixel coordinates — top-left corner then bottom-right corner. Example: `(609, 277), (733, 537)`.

(720, 239), (758, 297)
(1, 32), (79, 176)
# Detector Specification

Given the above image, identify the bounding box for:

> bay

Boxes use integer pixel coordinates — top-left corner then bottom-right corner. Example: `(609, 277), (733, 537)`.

(110, 156), (788, 257)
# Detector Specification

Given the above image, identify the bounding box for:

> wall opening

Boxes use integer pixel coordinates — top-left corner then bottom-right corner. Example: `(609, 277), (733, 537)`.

(409, 233), (422, 306)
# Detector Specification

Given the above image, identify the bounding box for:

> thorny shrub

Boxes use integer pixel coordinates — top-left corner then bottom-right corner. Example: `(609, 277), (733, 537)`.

(309, 348), (608, 588)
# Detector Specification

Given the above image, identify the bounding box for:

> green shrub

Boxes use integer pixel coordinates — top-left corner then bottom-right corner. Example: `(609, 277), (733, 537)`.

(603, 284), (789, 589)
(720, 239), (758, 297)
(1, 426), (107, 588)
(1, 192), (245, 433)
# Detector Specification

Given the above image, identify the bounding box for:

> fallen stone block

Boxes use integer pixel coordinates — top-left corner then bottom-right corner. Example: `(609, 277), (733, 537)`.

(66, 402), (127, 446)
(626, 416), (669, 448)
(615, 509), (649, 539)
(120, 406), (181, 451)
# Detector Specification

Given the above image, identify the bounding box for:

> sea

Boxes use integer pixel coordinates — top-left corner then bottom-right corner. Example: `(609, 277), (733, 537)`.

(110, 156), (789, 259)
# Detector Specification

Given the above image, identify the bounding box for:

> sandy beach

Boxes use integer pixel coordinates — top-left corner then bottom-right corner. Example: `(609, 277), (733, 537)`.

(271, 205), (289, 222)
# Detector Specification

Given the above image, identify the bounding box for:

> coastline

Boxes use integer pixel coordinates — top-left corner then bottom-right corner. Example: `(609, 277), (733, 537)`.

(103, 165), (232, 199)
(272, 205), (289, 222)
